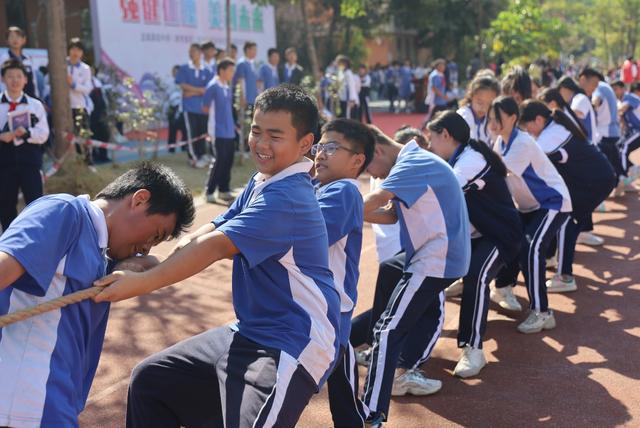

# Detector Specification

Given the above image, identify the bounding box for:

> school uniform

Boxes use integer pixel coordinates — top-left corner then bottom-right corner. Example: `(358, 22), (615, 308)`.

(258, 63), (280, 92)
(0, 91), (49, 231)
(385, 67), (399, 113)
(279, 63), (304, 86)
(316, 179), (369, 428)
(203, 76), (236, 196)
(0, 194), (110, 427)
(536, 121), (615, 276)
(593, 81), (624, 180)
(362, 141), (470, 418)
(234, 58), (259, 106)
(398, 66), (413, 111)
(570, 93), (599, 143)
(457, 105), (491, 145)
(203, 57), (217, 75)
(175, 61), (213, 160)
(359, 73), (372, 123)
(67, 60), (93, 138)
(493, 129), (572, 312)
(426, 69), (448, 120)
(338, 69), (360, 120)
(166, 77), (186, 153)
(450, 145), (522, 349)
(0, 50), (39, 98)
(126, 159), (341, 428)
(619, 92), (640, 173)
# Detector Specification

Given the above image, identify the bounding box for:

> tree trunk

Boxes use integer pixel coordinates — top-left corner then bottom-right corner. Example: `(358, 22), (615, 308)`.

(47, 0), (73, 159)
(299, 0), (320, 79)
(327, 0), (341, 60)
(226, 0), (231, 52)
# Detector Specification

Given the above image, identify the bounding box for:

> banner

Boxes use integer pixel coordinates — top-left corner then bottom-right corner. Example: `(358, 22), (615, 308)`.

(90, 0), (276, 82)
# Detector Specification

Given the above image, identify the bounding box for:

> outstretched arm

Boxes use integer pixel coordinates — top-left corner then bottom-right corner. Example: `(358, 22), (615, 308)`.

(364, 188), (398, 224)
(0, 251), (25, 291)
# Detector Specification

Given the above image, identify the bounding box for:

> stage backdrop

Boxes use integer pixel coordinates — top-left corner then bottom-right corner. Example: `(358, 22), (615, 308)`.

(90, 0), (276, 82)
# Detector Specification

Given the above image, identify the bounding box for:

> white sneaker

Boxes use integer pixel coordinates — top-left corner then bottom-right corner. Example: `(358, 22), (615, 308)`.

(490, 285), (522, 311)
(217, 191), (235, 202)
(205, 193), (216, 204)
(391, 369), (442, 396)
(356, 347), (372, 367)
(546, 255), (558, 269)
(546, 275), (577, 293)
(194, 158), (209, 169)
(445, 278), (464, 297)
(453, 346), (487, 378)
(577, 232), (604, 246)
(517, 310), (556, 334)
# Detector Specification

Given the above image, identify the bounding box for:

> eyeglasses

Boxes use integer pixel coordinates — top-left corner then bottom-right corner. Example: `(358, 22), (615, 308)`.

(310, 141), (361, 156)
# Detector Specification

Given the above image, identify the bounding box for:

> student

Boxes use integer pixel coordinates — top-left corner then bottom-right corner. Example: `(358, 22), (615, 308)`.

(94, 85), (341, 428)
(519, 100), (615, 293)
(501, 66), (532, 104)
(201, 41), (217, 74)
(203, 58), (236, 204)
(234, 41), (259, 110)
(176, 43), (214, 168)
(336, 55), (360, 120)
(489, 96), (572, 333)
(398, 60), (413, 113)
(0, 163), (195, 427)
(427, 111), (522, 377)
(359, 64), (372, 123)
(457, 74), (501, 146)
(0, 59), (49, 232)
(578, 68), (624, 195)
(618, 82), (640, 179)
(386, 63), (399, 113)
(312, 118), (374, 428)
(557, 76), (599, 144)
(0, 27), (38, 98)
(67, 38), (93, 143)
(425, 59), (449, 121)
(167, 64), (187, 154)
(279, 47), (304, 85)
(258, 48), (280, 93)
(360, 126), (470, 427)
(538, 87), (588, 137)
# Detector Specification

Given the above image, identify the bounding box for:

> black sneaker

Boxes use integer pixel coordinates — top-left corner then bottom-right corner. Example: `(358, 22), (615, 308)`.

(365, 411), (385, 427)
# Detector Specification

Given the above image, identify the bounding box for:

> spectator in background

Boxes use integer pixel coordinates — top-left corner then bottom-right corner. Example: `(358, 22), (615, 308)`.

(336, 55), (359, 120)
(424, 59), (449, 122)
(67, 37), (94, 162)
(89, 67), (110, 163)
(175, 43), (213, 168)
(0, 27), (39, 99)
(280, 47), (304, 85)
(201, 41), (217, 75)
(258, 48), (280, 93)
(398, 60), (413, 113)
(621, 55), (638, 85)
(359, 64), (372, 123)
(386, 61), (399, 113)
(167, 64), (186, 154)
(234, 41), (259, 110)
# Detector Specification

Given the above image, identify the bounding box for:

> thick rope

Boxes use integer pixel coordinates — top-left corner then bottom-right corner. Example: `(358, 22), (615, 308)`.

(0, 286), (104, 328)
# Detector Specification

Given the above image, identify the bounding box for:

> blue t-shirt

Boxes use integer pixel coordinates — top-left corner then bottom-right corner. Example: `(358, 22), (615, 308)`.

(594, 81), (621, 138)
(0, 195), (110, 428)
(398, 66), (413, 98)
(203, 76), (235, 139)
(258, 63), (279, 91)
(316, 179), (363, 347)
(233, 59), (258, 104)
(623, 92), (640, 133)
(380, 141), (471, 278)
(213, 159), (340, 388)
(429, 70), (447, 106)
(175, 62), (213, 114)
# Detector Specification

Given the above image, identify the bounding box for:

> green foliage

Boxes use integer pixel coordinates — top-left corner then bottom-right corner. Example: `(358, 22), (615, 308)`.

(486, 0), (567, 65)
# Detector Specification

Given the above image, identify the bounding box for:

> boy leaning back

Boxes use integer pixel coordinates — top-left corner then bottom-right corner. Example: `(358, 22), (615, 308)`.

(312, 118), (375, 427)
(94, 84), (341, 428)
(0, 162), (195, 427)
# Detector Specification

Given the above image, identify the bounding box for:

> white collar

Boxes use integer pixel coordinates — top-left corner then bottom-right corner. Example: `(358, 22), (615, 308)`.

(398, 140), (421, 159)
(286, 63), (297, 70)
(2, 91), (26, 103)
(212, 75), (229, 89)
(188, 60), (205, 71)
(253, 157), (313, 184)
(78, 195), (109, 249)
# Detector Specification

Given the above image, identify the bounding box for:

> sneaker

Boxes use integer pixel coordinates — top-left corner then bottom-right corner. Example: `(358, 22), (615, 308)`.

(217, 191), (235, 202)
(517, 310), (556, 334)
(453, 346), (487, 378)
(490, 285), (522, 312)
(546, 275), (577, 293)
(546, 255), (558, 269)
(356, 347), (372, 367)
(194, 158), (209, 169)
(365, 412), (385, 428)
(577, 232), (604, 246)
(391, 369), (442, 396)
(205, 193), (217, 204)
(445, 278), (464, 297)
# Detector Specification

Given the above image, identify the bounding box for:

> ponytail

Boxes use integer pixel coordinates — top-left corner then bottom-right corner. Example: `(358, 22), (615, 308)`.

(551, 109), (588, 142)
(468, 138), (508, 177)
(538, 87), (588, 137)
(520, 99), (588, 142)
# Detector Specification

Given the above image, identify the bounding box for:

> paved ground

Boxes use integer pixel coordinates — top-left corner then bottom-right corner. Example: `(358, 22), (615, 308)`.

(79, 113), (640, 427)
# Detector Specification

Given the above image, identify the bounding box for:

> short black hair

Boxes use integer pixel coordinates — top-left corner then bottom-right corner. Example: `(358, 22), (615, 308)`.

(267, 48), (279, 58)
(321, 118), (375, 175)
(230, 43), (238, 51)
(216, 58), (235, 74)
(244, 41), (257, 52)
(285, 47), (296, 56)
(394, 126), (427, 147)
(201, 40), (216, 50)
(68, 37), (85, 52)
(367, 124), (396, 146)
(557, 75), (583, 95)
(631, 82), (640, 93)
(579, 67), (604, 81)
(96, 162), (195, 238)
(611, 79), (625, 89)
(502, 66), (532, 100)
(6, 26), (26, 39)
(253, 84), (319, 139)
(1, 59), (28, 78)
(491, 95), (520, 127)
